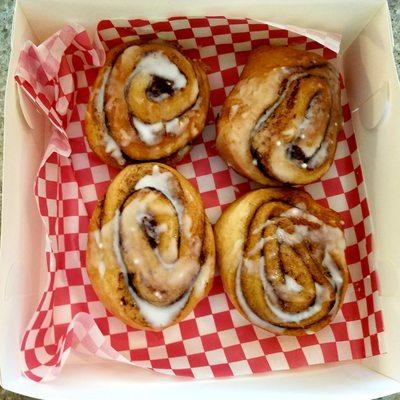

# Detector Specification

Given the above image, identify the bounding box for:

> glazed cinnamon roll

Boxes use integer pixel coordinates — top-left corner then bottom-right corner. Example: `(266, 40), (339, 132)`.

(214, 188), (348, 335)
(86, 43), (210, 169)
(87, 163), (215, 330)
(216, 46), (342, 185)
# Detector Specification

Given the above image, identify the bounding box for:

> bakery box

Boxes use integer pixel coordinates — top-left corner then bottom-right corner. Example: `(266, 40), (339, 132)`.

(1, 0), (400, 398)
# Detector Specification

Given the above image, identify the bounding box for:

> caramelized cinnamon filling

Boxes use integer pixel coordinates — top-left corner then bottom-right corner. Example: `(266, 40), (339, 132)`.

(146, 76), (175, 100)
(287, 144), (308, 163)
(141, 215), (158, 248)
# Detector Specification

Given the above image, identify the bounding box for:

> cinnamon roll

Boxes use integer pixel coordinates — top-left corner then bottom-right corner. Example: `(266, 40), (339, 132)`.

(86, 43), (210, 169)
(87, 163), (215, 330)
(214, 188), (348, 335)
(216, 46), (342, 185)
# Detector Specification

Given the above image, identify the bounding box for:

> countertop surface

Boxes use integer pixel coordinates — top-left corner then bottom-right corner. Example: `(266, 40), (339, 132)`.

(0, 0), (399, 399)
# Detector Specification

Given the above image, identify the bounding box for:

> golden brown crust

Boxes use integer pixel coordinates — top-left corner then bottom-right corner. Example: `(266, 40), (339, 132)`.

(216, 45), (342, 185)
(86, 162), (215, 331)
(85, 42), (210, 169)
(214, 187), (348, 336)
(86, 44), (129, 169)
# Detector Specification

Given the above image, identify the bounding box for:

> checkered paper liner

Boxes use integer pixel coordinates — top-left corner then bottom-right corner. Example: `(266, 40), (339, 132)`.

(14, 17), (384, 382)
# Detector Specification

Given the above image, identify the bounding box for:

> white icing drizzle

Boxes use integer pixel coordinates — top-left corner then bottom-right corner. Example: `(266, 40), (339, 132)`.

(253, 68), (333, 171)
(281, 274), (303, 294)
(277, 208), (345, 312)
(290, 96), (331, 168)
(155, 223), (168, 235)
(95, 67), (126, 166)
(93, 165), (209, 329)
(165, 118), (180, 134)
(259, 255), (330, 323)
(295, 97), (323, 156)
(282, 127), (296, 138)
(135, 165), (184, 226)
(132, 117), (163, 145)
(104, 209), (192, 329)
(230, 104), (239, 119)
(134, 51), (187, 91)
(98, 261), (106, 278)
(280, 207), (322, 224)
(254, 72), (308, 131)
(323, 252), (343, 290)
(95, 67), (110, 113)
(134, 212), (177, 266)
(124, 51), (188, 101)
(233, 239), (244, 253)
(248, 236), (274, 257)
(183, 214), (192, 236)
(307, 140), (329, 168)
(236, 206), (345, 328)
(191, 96), (202, 111)
(93, 230), (104, 249)
(112, 210), (127, 282)
(129, 168), (202, 273)
(165, 117), (188, 135)
(128, 286), (191, 329)
(132, 96), (199, 144)
(276, 211), (345, 252)
(154, 291), (163, 299)
(119, 129), (132, 147)
(276, 225), (309, 246)
(193, 266), (209, 296)
(104, 135), (124, 162)
(295, 202), (307, 210)
(235, 257), (284, 333)
(252, 220), (273, 235)
(98, 51), (201, 151)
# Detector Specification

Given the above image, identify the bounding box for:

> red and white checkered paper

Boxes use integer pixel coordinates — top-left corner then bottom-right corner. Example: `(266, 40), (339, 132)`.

(15, 17), (384, 382)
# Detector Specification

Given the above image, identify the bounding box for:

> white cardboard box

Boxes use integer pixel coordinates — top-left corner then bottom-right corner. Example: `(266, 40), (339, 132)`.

(1, 0), (400, 398)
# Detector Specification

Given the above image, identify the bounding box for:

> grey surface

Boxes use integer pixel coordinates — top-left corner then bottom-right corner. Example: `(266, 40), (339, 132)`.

(0, 0), (399, 399)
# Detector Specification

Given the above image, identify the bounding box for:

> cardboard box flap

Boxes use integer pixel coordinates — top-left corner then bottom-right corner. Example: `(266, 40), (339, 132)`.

(18, 0), (384, 50)
(2, 0), (400, 397)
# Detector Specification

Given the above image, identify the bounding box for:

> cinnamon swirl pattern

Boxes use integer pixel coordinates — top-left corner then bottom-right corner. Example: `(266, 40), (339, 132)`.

(215, 188), (348, 335)
(87, 163), (215, 330)
(86, 43), (210, 169)
(216, 46), (342, 185)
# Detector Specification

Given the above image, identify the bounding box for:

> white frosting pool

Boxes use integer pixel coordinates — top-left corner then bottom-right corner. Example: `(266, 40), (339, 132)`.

(132, 117), (163, 145)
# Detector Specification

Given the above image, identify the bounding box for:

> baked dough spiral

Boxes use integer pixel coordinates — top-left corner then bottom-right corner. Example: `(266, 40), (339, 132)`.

(214, 188), (348, 335)
(86, 43), (210, 169)
(216, 46), (342, 185)
(87, 163), (215, 330)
